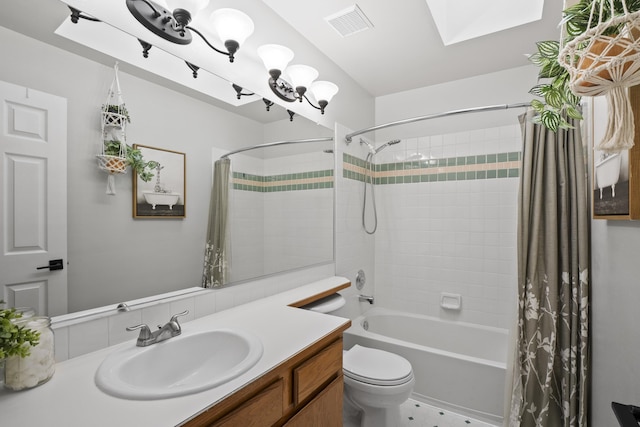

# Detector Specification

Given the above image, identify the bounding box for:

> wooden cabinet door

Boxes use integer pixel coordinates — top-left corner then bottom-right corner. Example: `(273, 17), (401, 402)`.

(211, 379), (284, 427)
(284, 376), (343, 427)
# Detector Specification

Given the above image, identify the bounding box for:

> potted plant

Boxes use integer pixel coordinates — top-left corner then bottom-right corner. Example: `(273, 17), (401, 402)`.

(102, 140), (159, 182)
(102, 103), (131, 127)
(529, 0), (640, 131)
(0, 302), (40, 360)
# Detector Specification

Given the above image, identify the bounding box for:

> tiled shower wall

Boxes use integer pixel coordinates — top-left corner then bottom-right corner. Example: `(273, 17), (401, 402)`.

(346, 124), (522, 329)
(229, 151), (333, 283)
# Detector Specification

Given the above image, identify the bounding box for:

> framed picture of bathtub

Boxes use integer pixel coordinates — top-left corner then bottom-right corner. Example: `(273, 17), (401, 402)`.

(592, 86), (640, 220)
(132, 144), (186, 219)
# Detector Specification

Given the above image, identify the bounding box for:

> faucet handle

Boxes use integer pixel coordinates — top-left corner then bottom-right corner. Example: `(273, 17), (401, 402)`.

(168, 310), (189, 334)
(170, 310), (189, 323)
(126, 324), (152, 340)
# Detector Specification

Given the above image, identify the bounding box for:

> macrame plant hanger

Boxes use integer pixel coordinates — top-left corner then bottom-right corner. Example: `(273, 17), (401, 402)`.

(559, 0), (640, 152)
(97, 63), (128, 195)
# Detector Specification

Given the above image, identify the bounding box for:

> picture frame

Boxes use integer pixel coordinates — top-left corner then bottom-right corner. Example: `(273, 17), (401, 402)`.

(592, 85), (640, 220)
(132, 144), (186, 219)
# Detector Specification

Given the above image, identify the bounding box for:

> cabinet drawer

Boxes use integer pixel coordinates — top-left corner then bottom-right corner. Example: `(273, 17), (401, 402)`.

(285, 375), (343, 427)
(212, 378), (284, 427)
(293, 338), (342, 405)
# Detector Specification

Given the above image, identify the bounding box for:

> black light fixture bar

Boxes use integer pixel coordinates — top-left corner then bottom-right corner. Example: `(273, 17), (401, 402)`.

(186, 62), (199, 78)
(185, 26), (235, 62)
(267, 77), (329, 114)
(138, 39), (153, 58)
(232, 84), (254, 100)
(126, 0), (192, 45)
(68, 7), (101, 23)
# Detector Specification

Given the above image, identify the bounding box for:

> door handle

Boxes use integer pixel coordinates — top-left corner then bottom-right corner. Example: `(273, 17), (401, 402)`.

(36, 259), (64, 271)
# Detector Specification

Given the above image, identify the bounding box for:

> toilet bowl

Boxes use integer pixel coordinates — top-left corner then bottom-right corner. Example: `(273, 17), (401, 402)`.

(343, 344), (415, 427)
(301, 293), (415, 427)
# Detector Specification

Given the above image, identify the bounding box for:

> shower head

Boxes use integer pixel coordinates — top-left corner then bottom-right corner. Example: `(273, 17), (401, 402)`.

(359, 138), (376, 154)
(374, 139), (401, 154)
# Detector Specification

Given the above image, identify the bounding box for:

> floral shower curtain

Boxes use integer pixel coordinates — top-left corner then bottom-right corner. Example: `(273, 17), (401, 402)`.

(202, 158), (231, 288)
(508, 110), (590, 426)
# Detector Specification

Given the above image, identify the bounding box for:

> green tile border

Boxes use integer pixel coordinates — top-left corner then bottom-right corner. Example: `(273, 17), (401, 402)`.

(233, 169), (334, 192)
(342, 151), (521, 184)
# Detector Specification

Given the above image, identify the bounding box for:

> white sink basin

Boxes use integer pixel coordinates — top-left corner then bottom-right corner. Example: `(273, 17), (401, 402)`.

(95, 329), (263, 400)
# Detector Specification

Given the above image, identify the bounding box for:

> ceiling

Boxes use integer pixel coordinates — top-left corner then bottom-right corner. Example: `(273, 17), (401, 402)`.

(263, 0), (564, 97)
(0, 0), (565, 119)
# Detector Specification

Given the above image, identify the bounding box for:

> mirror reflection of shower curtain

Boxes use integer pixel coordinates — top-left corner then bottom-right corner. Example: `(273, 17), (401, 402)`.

(202, 158), (231, 288)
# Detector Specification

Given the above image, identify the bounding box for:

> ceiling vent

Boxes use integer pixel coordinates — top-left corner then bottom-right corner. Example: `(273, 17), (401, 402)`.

(325, 4), (374, 38)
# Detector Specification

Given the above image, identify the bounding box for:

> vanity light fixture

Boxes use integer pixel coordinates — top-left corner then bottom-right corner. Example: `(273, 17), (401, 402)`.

(257, 44), (339, 114)
(124, 0), (254, 62)
(232, 84), (295, 121)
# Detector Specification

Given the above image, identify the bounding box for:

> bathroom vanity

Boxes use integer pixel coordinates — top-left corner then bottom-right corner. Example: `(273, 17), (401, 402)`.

(183, 325), (344, 426)
(0, 278), (350, 427)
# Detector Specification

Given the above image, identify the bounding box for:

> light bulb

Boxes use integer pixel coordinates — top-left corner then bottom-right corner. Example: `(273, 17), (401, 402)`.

(286, 64), (319, 91)
(210, 9), (254, 46)
(257, 44), (294, 75)
(310, 81), (339, 103)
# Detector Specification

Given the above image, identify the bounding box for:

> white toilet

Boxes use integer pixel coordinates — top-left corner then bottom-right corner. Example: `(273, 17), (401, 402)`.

(343, 344), (415, 427)
(303, 293), (415, 427)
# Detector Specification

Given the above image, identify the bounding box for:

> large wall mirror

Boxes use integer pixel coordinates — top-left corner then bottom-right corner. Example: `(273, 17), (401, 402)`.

(0, 1), (335, 317)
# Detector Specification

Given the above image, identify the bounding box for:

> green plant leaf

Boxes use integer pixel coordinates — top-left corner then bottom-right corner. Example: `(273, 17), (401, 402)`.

(540, 110), (561, 132)
(530, 99), (546, 113)
(529, 84), (549, 98)
(545, 89), (564, 109)
(566, 105), (584, 120)
(536, 40), (559, 59)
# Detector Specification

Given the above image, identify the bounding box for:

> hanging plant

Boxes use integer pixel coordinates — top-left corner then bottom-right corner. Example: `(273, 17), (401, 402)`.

(102, 103), (131, 127)
(529, 40), (583, 131)
(529, 0), (640, 135)
(102, 140), (159, 182)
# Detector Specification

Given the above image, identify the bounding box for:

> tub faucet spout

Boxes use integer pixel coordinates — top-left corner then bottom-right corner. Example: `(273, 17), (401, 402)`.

(359, 294), (374, 304)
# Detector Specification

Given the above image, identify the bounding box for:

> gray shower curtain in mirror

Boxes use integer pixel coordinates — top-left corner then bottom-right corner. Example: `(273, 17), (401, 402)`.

(202, 158), (231, 288)
(508, 110), (590, 426)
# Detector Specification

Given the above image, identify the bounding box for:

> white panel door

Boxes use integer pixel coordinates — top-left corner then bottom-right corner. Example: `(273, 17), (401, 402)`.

(0, 80), (67, 316)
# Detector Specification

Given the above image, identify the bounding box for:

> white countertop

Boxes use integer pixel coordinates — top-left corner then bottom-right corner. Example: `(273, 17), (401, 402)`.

(0, 277), (351, 427)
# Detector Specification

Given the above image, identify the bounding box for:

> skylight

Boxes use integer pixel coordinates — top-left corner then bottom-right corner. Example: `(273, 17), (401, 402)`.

(425, 0), (544, 46)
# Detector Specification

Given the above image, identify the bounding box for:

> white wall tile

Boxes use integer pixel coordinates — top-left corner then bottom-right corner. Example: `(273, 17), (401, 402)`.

(371, 124), (519, 329)
(53, 327), (69, 362)
(193, 291), (217, 318)
(108, 310), (142, 346)
(68, 318), (109, 358)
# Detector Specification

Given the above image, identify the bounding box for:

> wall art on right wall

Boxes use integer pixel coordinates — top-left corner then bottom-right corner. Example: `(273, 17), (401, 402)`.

(593, 85), (640, 220)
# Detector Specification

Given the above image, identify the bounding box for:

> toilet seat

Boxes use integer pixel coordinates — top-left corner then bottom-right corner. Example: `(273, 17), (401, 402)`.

(343, 345), (413, 386)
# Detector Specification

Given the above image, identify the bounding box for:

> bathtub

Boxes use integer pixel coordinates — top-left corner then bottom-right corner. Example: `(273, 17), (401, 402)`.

(142, 191), (180, 209)
(595, 152), (621, 199)
(343, 307), (508, 425)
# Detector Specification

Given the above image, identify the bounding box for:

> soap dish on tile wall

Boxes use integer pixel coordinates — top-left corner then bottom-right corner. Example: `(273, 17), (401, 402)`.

(440, 293), (461, 310)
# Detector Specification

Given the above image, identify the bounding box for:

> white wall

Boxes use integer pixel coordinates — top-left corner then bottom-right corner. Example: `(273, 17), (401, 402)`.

(590, 97), (640, 426)
(374, 65), (538, 141)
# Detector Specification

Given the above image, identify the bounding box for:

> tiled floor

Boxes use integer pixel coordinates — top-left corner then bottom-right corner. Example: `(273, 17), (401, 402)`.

(344, 398), (499, 427)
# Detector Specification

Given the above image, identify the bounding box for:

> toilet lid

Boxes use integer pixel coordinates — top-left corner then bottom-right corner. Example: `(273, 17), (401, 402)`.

(343, 345), (413, 386)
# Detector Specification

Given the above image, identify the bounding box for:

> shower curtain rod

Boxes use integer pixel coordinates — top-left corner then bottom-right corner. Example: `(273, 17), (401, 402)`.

(219, 137), (334, 159)
(344, 102), (530, 143)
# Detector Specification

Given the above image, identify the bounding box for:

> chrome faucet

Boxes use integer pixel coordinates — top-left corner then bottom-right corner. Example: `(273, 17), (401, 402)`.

(359, 295), (374, 304)
(126, 310), (189, 347)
